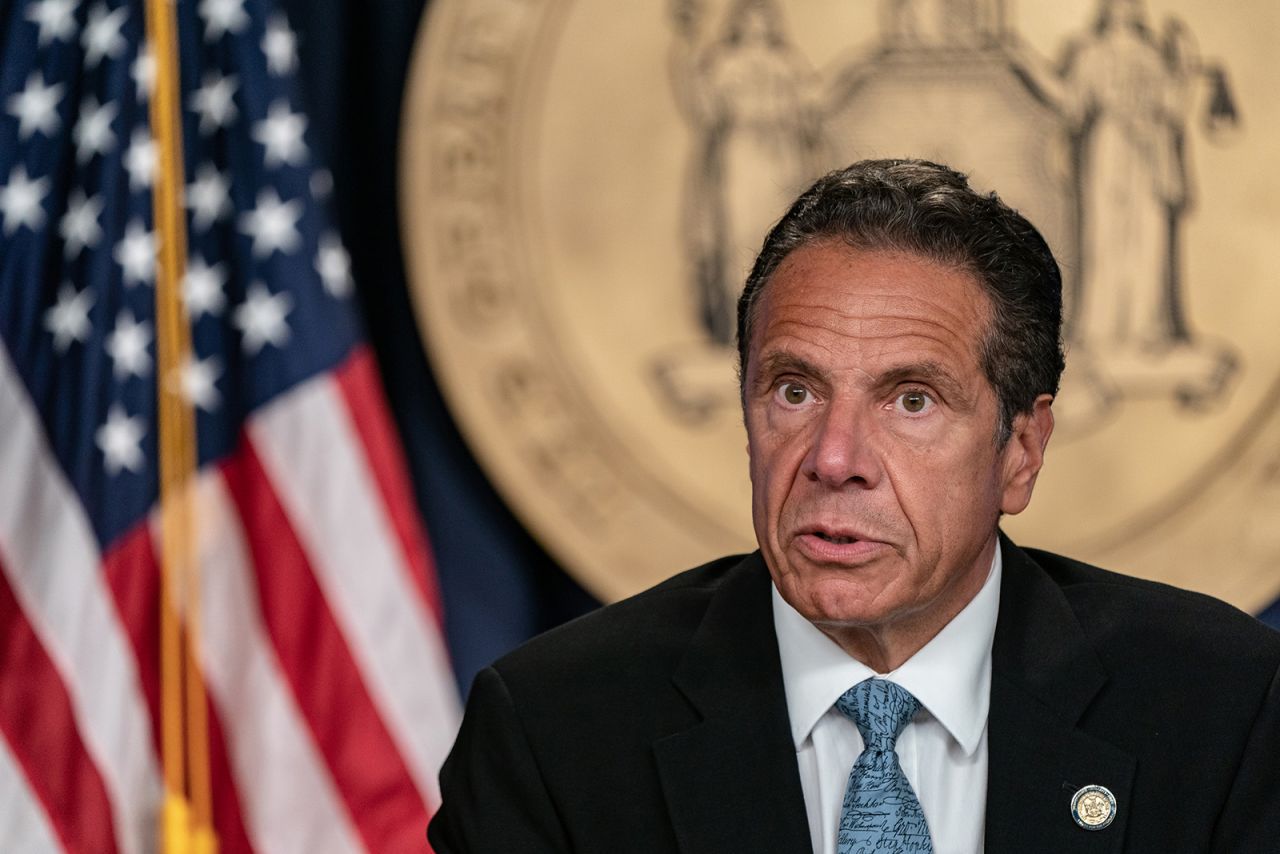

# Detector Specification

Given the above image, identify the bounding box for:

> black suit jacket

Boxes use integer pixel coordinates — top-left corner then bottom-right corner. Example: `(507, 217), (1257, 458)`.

(429, 541), (1280, 852)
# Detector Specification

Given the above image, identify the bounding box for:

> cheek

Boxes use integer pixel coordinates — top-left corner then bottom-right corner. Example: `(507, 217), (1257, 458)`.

(745, 434), (778, 516)
(748, 442), (790, 515)
(755, 404), (814, 460)
(747, 412), (809, 488)
(925, 450), (1006, 547)
(748, 438), (814, 547)
(890, 443), (994, 534)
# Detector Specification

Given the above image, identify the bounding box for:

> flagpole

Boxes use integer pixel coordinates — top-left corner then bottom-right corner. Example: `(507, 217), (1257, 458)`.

(143, 0), (217, 850)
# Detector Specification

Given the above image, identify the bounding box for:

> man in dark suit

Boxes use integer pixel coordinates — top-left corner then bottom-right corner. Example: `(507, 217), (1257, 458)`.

(428, 160), (1280, 852)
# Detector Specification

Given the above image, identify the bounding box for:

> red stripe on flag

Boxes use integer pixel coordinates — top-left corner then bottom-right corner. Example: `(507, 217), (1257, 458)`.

(221, 440), (431, 852)
(206, 693), (254, 854)
(100, 521), (254, 854)
(0, 553), (119, 854)
(101, 526), (161, 756)
(334, 346), (445, 624)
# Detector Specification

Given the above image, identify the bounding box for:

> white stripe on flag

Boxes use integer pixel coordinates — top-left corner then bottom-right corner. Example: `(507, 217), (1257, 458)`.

(0, 345), (161, 854)
(192, 472), (364, 854)
(250, 375), (461, 806)
(0, 732), (65, 854)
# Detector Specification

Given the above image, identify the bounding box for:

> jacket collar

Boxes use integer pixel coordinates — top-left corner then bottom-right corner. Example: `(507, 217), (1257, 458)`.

(985, 535), (1135, 852)
(653, 552), (812, 854)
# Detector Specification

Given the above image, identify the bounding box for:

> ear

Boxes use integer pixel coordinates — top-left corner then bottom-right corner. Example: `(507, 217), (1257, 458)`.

(999, 394), (1055, 516)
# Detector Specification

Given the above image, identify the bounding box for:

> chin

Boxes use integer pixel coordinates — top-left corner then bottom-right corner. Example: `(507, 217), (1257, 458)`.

(787, 572), (898, 628)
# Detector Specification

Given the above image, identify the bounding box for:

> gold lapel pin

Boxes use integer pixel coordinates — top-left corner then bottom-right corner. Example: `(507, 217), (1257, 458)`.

(1071, 784), (1117, 830)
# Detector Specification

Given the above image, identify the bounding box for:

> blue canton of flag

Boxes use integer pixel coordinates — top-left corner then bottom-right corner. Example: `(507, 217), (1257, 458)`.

(0, 0), (360, 545)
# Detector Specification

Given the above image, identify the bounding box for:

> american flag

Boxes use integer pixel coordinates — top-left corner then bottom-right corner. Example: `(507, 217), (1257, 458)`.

(0, 0), (460, 851)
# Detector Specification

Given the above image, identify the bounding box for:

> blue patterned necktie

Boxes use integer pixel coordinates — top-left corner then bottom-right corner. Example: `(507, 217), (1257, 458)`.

(835, 679), (934, 854)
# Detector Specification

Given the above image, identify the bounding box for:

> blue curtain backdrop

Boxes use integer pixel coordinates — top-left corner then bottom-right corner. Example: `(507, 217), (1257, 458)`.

(284, 0), (1280, 698)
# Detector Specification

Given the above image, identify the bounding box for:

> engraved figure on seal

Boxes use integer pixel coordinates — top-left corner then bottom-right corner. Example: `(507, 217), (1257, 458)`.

(668, 0), (825, 346)
(665, 0), (1243, 429)
(1060, 0), (1240, 408)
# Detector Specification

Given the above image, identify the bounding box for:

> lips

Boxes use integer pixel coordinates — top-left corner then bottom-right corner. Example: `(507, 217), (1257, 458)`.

(791, 523), (894, 563)
(800, 524), (878, 544)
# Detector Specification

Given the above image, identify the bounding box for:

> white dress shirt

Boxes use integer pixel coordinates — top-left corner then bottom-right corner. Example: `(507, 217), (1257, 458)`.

(771, 545), (1002, 854)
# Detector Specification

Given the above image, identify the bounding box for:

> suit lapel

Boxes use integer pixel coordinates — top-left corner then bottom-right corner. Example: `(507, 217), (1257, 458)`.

(653, 553), (812, 854)
(986, 539), (1135, 853)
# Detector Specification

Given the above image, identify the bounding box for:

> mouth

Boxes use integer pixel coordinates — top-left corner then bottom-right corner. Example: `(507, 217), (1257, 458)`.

(801, 523), (878, 543)
(793, 524), (891, 558)
(811, 532), (859, 545)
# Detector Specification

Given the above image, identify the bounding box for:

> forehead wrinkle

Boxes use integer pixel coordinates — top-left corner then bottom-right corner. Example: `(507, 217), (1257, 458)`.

(751, 245), (996, 387)
(766, 287), (982, 333)
(763, 309), (979, 367)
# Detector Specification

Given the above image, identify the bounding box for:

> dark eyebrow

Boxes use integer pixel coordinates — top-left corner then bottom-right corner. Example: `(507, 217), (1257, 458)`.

(875, 361), (973, 408)
(750, 352), (826, 394)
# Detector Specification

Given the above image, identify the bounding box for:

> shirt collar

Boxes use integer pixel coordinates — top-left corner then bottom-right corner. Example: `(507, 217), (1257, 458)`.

(772, 542), (1002, 757)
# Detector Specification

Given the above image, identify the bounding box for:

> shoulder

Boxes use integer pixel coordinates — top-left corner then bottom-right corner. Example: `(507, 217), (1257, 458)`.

(488, 552), (758, 696)
(1018, 545), (1280, 678)
(1021, 546), (1280, 647)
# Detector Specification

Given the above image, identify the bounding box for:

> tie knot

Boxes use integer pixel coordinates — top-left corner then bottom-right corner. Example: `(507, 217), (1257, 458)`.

(835, 678), (921, 751)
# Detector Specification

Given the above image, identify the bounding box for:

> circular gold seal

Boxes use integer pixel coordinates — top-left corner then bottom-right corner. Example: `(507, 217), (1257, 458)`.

(1071, 784), (1117, 830)
(400, 0), (1280, 607)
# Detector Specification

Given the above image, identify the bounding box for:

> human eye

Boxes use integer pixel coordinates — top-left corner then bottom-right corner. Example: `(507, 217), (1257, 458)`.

(774, 380), (814, 408)
(893, 388), (935, 415)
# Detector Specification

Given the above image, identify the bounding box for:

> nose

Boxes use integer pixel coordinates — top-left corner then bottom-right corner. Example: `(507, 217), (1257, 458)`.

(800, 399), (883, 490)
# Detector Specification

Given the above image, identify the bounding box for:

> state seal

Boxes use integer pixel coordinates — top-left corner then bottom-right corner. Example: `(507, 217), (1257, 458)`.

(400, 0), (1280, 608)
(1071, 784), (1117, 830)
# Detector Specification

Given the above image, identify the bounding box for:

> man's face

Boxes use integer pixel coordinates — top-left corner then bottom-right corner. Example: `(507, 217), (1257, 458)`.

(744, 241), (1050, 652)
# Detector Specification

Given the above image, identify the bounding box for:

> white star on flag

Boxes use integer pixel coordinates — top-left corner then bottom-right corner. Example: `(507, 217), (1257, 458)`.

(239, 188), (302, 257)
(132, 46), (156, 102)
(26, 0), (77, 46)
(252, 99), (308, 168)
(74, 97), (118, 164)
(124, 128), (157, 191)
(186, 162), (232, 229)
(316, 232), (353, 297)
(0, 165), (49, 234)
(262, 14), (298, 76)
(190, 71), (238, 134)
(60, 189), (104, 257)
(7, 72), (65, 139)
(95, 404), (146, 475)
(171, 355), (223, 412)
(114, 219), (158, 286)
(43, 284), (95, 352)
(82, 2), (129, 69)
(233, 282), (293, 354)
(183, 256), (228, 318)
(105, 310), (153, 379)
(199, 0), (249, 41)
